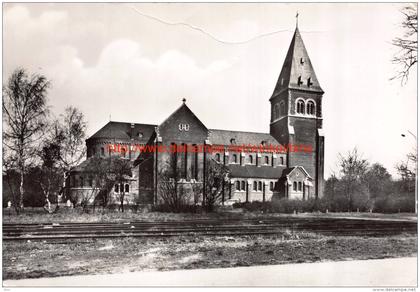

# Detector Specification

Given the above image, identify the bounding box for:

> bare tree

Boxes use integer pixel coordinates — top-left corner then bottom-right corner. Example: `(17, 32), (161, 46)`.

(91, 159), (116, 210)
(192, 158), (230, 212)
(33, 106), (87, 212)
(338, 148), (369, 211)
(2, 68), (50, 213)
(56, 107), (87, 170)
(157, 154), (189, 212)
(78, 158), (110, 212)
(203, 158), (230, 211)
(391, 4), (418, 84)
(396, 150), (417, 192)
(52, 106), (87, 203)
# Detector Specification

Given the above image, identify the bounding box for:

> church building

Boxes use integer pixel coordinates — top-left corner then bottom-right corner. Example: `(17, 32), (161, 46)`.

(68, 26), (325, 207)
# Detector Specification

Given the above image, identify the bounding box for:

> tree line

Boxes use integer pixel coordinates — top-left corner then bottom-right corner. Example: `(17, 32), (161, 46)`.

(323, 148), (416, 213)
(234, 148), (416, 214)
(2, 68), (90, 213)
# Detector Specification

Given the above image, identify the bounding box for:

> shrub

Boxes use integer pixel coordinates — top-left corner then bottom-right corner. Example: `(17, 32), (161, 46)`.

(373, 194), (415, 213)
(152, 204), (202, 213)
(232, 198), (330, 214)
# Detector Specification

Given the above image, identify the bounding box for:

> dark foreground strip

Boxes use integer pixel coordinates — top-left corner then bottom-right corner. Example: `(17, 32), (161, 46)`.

(3, 218), (417, 241)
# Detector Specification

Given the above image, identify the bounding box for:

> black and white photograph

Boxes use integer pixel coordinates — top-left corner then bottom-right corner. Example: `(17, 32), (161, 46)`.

(2, 1), (418, 288)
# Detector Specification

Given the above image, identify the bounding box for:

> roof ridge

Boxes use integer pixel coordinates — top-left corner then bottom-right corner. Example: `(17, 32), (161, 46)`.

(108, 120), (157, 126)
(209, 128), (272, 135)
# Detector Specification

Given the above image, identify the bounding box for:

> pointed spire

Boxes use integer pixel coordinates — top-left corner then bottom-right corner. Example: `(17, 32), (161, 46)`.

(296, 11), (299, 29)
(271, 22), (323, 97)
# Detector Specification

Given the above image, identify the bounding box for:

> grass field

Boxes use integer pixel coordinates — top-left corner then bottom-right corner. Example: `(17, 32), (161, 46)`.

(2, 207), (417, 224)
(3, 231), (416, 280)
(3, 208), (417, 280)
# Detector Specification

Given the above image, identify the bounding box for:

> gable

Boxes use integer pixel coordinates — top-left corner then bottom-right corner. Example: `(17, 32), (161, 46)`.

(158, 103), (208, 144)
(287, 166), (312, 180)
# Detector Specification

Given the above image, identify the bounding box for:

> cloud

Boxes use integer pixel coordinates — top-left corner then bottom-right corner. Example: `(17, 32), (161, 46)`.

(3, 4), (236, 131)
(31, 37), (234, 135)
(4, 5), (68, 43)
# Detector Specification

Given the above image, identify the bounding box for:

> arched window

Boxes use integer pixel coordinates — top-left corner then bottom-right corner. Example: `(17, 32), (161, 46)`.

(125, 184), (130, 193)
(293, 181), (297, 191)
(101, 147), (105, 156)
(88, 176), (93, 187)
(273, 103), (280, 120)
(121, 147), (127, 158)
(80, 177), (84, 188)
(253, 181), (257, 191)
(236, 181), (240, 190)
(215, 153), (221, 162)
(241, 181), (245, 191)
(270, 182), (274, 191)
(296, 99), (305, 114)
(279, 101), (286, 116)
(298, 182), (302, 191)
(306, 100), (315, 115)
(115, 184), (119, 193)
(258, 181), (262, 191)
(265, 156), (269, 165)
(232, 154), (238, 163)
(248, 155), (253, 164)
(280, 157), (284, 165)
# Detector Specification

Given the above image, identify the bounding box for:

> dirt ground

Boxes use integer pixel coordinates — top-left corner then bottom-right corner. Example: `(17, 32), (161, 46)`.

(3, 231), (417, 280)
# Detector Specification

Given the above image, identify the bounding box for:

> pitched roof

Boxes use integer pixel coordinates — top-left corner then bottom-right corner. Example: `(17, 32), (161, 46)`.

(71, 156), (133, 174)
(281, 166), (313, 179)
(71, 157), (110, 173)
(227, 164), (286, 179)
(87, 121), (156, 143)
(158, 102), (208, 132)
(272, 27), (323, 97)
(208, 129), (280, 146)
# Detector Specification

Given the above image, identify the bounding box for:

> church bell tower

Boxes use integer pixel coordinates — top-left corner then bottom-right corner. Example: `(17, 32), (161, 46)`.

(269, 23), (325, 198)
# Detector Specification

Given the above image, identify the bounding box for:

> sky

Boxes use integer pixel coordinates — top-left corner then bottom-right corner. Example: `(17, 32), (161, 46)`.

(3, 3), (418, 178)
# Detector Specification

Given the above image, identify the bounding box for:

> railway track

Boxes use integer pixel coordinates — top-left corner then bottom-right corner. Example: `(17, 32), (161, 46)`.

(3, 217), (417, 241)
